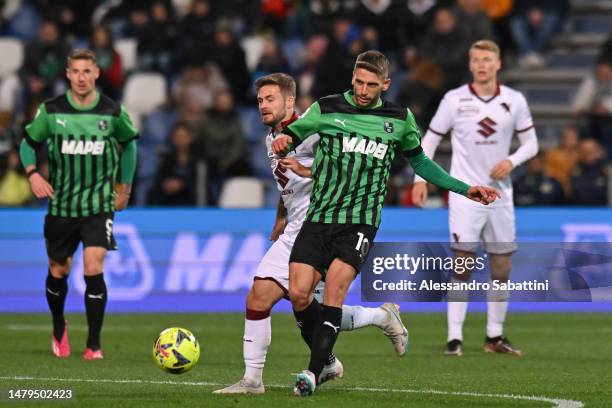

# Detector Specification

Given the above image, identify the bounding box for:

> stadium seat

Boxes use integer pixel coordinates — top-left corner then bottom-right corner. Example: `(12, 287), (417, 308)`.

(115, 38), (137, 72)
(218, 177), (265, 208)
(122, 72), (167, 116)
(0, 37), (24, 77)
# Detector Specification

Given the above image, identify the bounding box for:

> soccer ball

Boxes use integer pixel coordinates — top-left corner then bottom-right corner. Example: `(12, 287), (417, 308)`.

(152, 327), (200, 374)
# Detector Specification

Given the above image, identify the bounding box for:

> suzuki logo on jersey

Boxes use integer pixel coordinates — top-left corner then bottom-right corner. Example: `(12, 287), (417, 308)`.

(61, 139), (105, 155)
(477, 117), (497, 138)
(342, 136), (389, 159)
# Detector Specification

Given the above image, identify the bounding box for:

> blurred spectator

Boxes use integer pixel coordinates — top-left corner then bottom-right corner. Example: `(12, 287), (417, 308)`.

(0, 149), (32, 206)
(572, 59), (612, 159)
(398, 0), (438, 49)
(480, 0), (514, 55)
(544, 125), (580, 195)
(2, 0), (42, 41)
(178, 0), (216, 66)
(569, 139), (608, 206)
(90, 26), (123, 99)
(137, 1), (177, 77)
(96, 0), (153, 39)
(172, 64), (228, 124)
(213, 0), (260, 35)
(260, 0), (295, 35)
(148, 123), (198, 206)
(397, 60), (444, 128)
(20, 20), (69, 100)
(297, 94), (314, 115)
(599, 34), (612, 65)
(193, 90), (252, 204)
(510, 0), (569, 69)
(513, 153), (565, 206)
(453, 0), (493, 45)
(34, 0), (97, 40)
(0, 112), (17, 155)
(253, 36), (290, 81)
(418, 7), (471, 90)
(352, 0), (402, 53)
(311, 18), (362, 98)
(296, 35), (328, 97)
(306, 0), (344, 36)
(135, 98), (179, 205)
(210, 23), (251, 104)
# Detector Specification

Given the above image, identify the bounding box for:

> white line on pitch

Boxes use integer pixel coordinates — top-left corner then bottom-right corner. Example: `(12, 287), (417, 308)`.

(0, 376), (583, 408)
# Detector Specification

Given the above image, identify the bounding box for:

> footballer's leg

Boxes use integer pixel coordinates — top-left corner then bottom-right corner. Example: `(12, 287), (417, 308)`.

(82, 246), (107, 360)
(289, 262), (323, 397)
(48, 258), (72, 357)
(445, 250), (474, 357)
(483, 206), (522, 356)
(327, 279), (408, 356)
(80, 213), (117, 360)
(303, 260), (354, 382)
(214, 278), (285, 394)
(484, 254), (521, 356)
(446, 202), (486, 356)
(44, 214), (81, 358)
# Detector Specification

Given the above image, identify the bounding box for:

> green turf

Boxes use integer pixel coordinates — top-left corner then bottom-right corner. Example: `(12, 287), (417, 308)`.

(0, 312), (610, 407)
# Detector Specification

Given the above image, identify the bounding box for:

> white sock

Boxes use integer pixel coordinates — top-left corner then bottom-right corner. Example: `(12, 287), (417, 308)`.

(447, 302), (468, 342)
(243, 316), (271, 383)
(486, 301), (508, 338)
(486, 281), (509, 338)
(341, 305), (387, 330)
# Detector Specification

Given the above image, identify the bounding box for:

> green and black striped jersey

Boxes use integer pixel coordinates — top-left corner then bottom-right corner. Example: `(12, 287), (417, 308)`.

(284, 91), (422, 227)
(25, 91), (138, 217)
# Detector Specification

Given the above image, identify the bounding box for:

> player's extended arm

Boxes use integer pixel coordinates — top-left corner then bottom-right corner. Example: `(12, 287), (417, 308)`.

(409, 151), (500, 205)
(413, 130), (444, 183)
(270, 196), (288, 241)
(279, 157), (311, 178)
(115, 139), (137, 211)
(412, 130), (444, 206)
(19, 138), (54, 198)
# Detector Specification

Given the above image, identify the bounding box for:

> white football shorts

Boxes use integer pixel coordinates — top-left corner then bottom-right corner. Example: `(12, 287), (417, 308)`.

(448, 200), (517, 255)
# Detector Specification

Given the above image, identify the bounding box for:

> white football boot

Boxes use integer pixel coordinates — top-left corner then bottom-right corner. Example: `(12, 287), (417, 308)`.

(380, 303), (409, 356)
(213, 378), (265, 394)
(318, 357), (344, 385)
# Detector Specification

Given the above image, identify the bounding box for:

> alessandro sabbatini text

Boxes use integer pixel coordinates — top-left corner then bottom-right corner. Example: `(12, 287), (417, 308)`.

(360, 243), (612, 302)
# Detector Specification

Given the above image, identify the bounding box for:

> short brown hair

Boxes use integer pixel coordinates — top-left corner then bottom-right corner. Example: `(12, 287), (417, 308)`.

(255, 73), (296, 98)
(354, 50), (389, 79)
(67, 48), (97, 66)
(470, 40), (500, 58)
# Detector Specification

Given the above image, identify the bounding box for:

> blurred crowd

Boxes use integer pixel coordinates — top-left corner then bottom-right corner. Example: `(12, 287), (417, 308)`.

(0, 0), (609, 208)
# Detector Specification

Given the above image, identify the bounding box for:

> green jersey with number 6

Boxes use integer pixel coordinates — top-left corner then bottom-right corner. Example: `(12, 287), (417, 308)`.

(284, 91), (422, 227)
(25, 91), (138, 217)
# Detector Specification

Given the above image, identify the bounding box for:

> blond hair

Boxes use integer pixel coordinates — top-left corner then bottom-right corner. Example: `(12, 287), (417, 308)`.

(470, 40), (501, 58)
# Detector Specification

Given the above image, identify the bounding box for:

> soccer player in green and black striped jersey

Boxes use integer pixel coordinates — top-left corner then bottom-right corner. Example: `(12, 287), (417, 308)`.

(271, 50), (501, 396)
(19, 49), (138, 360)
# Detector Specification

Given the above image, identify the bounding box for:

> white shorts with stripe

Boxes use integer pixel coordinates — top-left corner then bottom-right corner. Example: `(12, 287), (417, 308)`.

(448, 199), (517, 255)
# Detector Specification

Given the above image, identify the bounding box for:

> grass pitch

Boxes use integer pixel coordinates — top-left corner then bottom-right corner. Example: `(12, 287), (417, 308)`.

(0, 312), (610, 407)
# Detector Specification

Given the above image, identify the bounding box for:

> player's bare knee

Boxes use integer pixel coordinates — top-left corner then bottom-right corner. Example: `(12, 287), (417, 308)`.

(247, 284), (278, 311)
(490, 254), (512, 282)
(83, 258), (104, 276)
(288, 286), (311, 310)
(453, 251), (476, 281)
(49, 258), (71, 278)
(322, 282), (349, 307)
